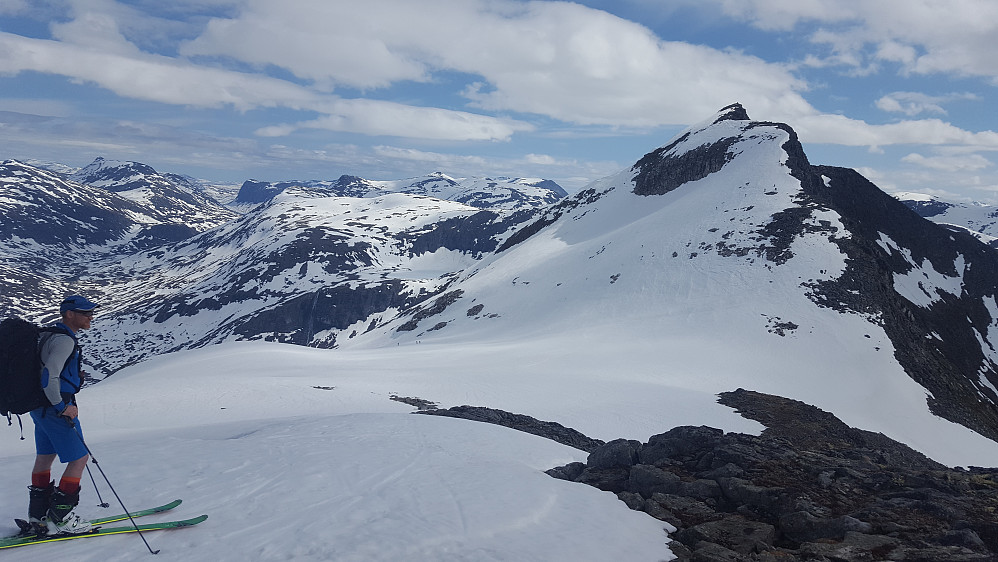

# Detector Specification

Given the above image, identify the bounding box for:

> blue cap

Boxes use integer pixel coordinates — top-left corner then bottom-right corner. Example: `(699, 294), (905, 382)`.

(60, 295), (99, 313)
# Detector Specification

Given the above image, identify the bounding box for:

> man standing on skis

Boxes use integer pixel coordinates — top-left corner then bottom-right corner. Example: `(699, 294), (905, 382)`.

(26, 295), (98, 535)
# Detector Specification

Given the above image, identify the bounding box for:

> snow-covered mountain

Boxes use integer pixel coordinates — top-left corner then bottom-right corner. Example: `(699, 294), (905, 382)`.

(0, 159), (235, 255)
(3, 104), (998, 472)
(76, 191), (534, 376)
(337, 103), (998, 463)
(69, 157), (238, 232)
(0, 159), (238, 315)
(895, 191), (998, 248)
(234, 171), (568, 210)
(0, 160), (549, 376)
(7, 103), (998, 561)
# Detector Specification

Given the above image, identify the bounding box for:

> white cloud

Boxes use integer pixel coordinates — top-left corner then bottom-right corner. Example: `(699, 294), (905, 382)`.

(181, 0), (813, 127)
(372, 145), (489, 168)
(50, 6), (143, 56)
(901, 152), (993, 172)
(524, 153), (558, 165)
(2, 0), (998, 160)
(0, 32), (322, 111)
(875, 92), (979, 117)
(258, 98), (534, 141)
(874, 40), (917, 67)
(0, 0), (30, 15)
(714, 0), (856, 30)
(712, 0), (998, 81)
(795, 113), (998, 149)
(857, 163), (998, 204)
(0, 28), (526, 141)
(181, 0), (431, 90)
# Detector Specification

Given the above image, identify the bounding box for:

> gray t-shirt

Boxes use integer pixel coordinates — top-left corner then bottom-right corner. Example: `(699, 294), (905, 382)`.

(39, 331), (76, 408)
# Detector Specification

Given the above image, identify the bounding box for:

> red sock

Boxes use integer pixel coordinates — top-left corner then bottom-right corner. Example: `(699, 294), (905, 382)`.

(31, 471), (51, 488)
(58, 476), (81, 495)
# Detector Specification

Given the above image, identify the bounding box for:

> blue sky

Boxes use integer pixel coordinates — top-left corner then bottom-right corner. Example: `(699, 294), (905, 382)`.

(1, 0), (997, 201)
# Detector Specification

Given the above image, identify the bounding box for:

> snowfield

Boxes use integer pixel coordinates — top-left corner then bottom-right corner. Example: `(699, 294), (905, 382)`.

(5, 335), (998, 560)
(1, 343), (675, 561)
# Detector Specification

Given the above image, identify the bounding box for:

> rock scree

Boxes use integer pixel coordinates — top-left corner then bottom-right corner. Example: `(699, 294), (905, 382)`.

(545, 389), (998, 561)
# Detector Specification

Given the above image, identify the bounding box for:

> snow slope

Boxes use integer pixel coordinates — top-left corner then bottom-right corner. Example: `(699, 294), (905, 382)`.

(338, 110), (998, 468)
(0, 343), (673, 561)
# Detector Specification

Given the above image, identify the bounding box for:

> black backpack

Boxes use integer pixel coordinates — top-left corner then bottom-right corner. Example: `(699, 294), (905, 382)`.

(0, 318), (71, 421)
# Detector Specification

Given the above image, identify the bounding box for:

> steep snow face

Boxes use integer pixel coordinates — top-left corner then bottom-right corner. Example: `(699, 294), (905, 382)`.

(348, 109), (844, 346)
(337, 107), (998, 466)
(877, 233), (966, 308)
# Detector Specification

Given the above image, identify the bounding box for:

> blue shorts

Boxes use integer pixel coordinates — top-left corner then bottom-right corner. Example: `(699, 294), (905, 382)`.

(30, 407), (88, 463)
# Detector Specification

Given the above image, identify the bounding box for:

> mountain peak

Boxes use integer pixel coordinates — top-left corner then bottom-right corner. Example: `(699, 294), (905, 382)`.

(631, 103), (772, 196)
(714, 103), (750, 123)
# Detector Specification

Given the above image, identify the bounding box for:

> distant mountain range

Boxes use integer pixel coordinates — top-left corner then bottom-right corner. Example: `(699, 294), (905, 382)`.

(894, 190), (998, 248)
(3, 103), (998, 459)
(0, 158), (565, 374)
(233, 173), (568, 210)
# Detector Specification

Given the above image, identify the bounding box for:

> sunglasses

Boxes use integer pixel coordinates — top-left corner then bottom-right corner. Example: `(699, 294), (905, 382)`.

(73, 310), (95, 317)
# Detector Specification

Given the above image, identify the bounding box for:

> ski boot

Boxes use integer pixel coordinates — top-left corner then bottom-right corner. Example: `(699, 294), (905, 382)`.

(15, 483), (54, 536)
(44, 488), (93, 535)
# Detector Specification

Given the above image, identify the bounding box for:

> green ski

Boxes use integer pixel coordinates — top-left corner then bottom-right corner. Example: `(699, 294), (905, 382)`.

(0, 514), (207, 550)
(10, 498), (183, 537)
(91, 498), (183, 525)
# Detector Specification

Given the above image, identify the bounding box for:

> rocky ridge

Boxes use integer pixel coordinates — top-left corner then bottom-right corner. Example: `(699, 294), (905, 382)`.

(542, 389), (998, 562)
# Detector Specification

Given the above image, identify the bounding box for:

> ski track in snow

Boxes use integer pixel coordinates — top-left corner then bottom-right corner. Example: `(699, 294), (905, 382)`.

(0, 346), (675, 561)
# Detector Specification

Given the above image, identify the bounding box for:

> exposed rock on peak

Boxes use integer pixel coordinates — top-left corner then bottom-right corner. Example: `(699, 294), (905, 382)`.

(631, 133), (738, 196)
(631, 104), (787, 197)
(714, 102), (750, 123)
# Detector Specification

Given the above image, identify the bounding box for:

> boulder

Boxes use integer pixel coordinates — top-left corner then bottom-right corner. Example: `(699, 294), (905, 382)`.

(674, 516), (776, 555)
(587, 438), (642, 469)
(628, 464), (681, 497)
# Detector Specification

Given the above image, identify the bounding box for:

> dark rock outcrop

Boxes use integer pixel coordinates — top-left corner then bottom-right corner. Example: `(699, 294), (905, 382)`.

(630, 103), (751, 198)
(808, 166), (998, 444)
(417, 405), (605, 452)
(547, 389), (998, 561)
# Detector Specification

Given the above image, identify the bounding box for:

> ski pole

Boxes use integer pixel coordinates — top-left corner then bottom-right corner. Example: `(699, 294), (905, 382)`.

(64, 417), (160, 555)
(85, 465), (111, 508)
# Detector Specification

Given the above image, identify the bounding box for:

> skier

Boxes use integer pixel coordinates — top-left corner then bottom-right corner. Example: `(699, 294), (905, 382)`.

(26, 295), (99, 535)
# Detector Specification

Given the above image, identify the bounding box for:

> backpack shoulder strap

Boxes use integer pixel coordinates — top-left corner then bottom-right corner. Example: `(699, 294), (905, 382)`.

(37, 327), (82, 393)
